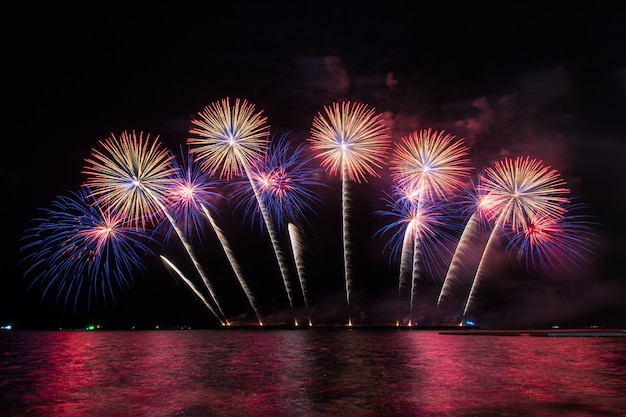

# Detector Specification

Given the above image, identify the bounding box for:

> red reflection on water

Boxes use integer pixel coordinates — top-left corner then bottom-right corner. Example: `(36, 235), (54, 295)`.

(30, 331), (197, 416)
(214, 331), (295, 416)
(2, 330), (625, 417)
(401, 333), (626, 416)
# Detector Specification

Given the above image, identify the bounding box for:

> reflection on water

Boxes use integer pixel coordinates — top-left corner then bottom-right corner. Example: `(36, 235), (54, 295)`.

(1, 329), (625, 416)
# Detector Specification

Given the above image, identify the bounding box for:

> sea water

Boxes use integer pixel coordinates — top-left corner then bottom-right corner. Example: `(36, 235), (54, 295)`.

(1, 329), (625, 416)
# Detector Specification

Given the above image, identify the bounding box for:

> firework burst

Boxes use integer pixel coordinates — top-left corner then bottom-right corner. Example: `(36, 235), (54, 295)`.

(83, 130), (178, 230)
(19, 186), (156, 312)
(506, 200), (600, 278)
(390, 129), (472, 200)
(230, 132), (327, 233)
(158, 145), (223, 242)
(308, 101), (391, 325)
(187, 97), (269, 179)
(308, 101), (391, 184)
(84, 131), (228, 325)
(382, 129), (471, 325)
(479, 156), (570, 232)
(375, 182), (460, 325)
(187, 98), (298, 323)
(461, 156), (570, 320)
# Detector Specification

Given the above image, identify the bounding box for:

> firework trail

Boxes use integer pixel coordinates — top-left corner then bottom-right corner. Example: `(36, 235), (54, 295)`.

(229, 132), (326, 322)
(461, 156), (570, 321)
(18, 186), (155, 312)
(375, 184), (458, 325)
(161, 145), (253, 325)
(437, 173), (493, 310)
(506, 200), (600, 277)
(187, 98), (298, 323)
(308, 101), (391, 326)
(83, 130), (229, 325)
(160, 255), (223, 323)
(157, 195), (230, 324)
(201, 205), (262, 325)
(387, 129), (472, 325)
(288, 223), (312, 326)
(436, 212), (484, 312)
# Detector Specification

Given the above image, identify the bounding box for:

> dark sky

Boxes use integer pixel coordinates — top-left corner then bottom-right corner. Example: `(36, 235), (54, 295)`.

(3, 2), (625, 330)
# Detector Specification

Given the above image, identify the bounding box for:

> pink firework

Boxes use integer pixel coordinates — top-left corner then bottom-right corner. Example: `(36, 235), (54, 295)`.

(461, 156), (571, 320)
(307, 101), (391, 326)
(308, 101), (391, 183)
(479, 156), (570, 233)
(390, 129), (473, 202)
(507, 201), (600, 277)
(385, 129), (471, 325)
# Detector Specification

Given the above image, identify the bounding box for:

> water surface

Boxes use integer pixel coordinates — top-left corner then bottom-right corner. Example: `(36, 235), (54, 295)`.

(1, 329), (625, 416)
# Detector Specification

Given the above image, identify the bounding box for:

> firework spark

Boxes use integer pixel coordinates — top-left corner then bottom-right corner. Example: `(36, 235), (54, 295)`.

(437, 172), (495, 310)
(201, 204), (262, 325)
(288, 223), (312, 326)
(159, 145), (259, 325)
(308, 101), (391, 325)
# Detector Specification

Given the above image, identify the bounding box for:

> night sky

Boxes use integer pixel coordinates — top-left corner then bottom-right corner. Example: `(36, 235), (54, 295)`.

(3, 2), (625, 330)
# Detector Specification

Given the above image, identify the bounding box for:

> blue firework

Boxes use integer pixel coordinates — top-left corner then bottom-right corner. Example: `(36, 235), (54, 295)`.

(157, 145), (225, 243)
(230, 131), (327, 233)
(19, 186), (156, 312)
(506, 199), (601, 277)
(374, 182), (462, 282)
